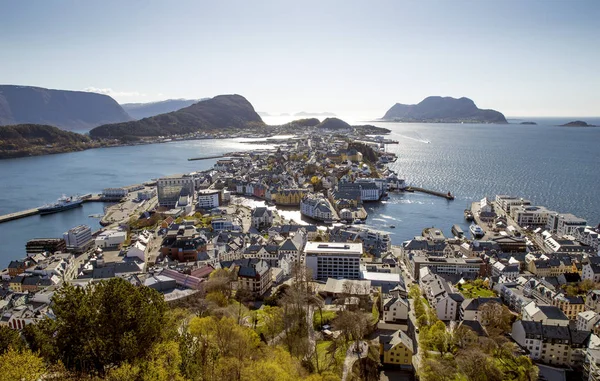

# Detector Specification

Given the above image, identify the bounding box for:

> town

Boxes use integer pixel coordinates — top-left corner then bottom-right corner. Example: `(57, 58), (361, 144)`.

(2, 130), (600, 381)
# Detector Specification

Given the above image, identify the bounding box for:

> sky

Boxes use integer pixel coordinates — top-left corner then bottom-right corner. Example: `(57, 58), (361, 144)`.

(1, 0), (599, 118)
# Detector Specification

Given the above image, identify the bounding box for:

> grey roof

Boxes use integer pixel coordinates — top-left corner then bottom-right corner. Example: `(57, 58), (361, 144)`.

(459, 319), (488, 337)
(462, 297), (502, 311)
(538, 305), (569, 320)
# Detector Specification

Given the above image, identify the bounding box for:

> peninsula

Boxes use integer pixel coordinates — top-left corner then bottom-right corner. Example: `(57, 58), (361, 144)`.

(382, 96), (508, 124)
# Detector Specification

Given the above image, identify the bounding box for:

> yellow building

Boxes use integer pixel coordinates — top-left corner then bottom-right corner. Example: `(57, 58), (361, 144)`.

(273, 189), (307, 206)
(553, 294), (585, 320)
(9, 276), (23, 293)
(341, 149), (363, 163)
(528, 258), (577, 277)
(379, 329), (414, 368)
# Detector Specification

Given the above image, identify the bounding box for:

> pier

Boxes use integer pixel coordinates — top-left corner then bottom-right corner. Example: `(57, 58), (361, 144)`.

(405, 186), (455, 200)
(0, 194), (106, 224)
(188, 154), (228, 161)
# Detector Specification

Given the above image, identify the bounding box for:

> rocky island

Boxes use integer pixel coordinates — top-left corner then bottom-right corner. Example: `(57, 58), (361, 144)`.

(519, 121), (537, 125)
(382, 96), (508, 124)
(560, 120), (597, 127)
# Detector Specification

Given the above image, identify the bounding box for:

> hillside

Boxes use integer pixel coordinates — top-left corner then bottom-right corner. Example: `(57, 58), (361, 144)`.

(316, 117), (351, 130)
(90, 94), (264, 139)
(382, 96), (507, 123)
(0, 124), (101, 159)
(0, 85), (132, 130)
(121, 99), (204, 120)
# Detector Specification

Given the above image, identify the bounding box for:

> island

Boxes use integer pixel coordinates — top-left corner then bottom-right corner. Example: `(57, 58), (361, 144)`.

(560, 120), (598, 127)
(382, 96), (508, 124)
(519, 121), (537, 125)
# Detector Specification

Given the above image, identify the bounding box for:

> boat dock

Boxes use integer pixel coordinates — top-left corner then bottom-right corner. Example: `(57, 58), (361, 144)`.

(0, 194), (105, 224)
(405, 186), (455, 200)
(188, 154), (228, 161)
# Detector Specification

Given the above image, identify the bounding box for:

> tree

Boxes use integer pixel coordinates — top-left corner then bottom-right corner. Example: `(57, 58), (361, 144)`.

(0, 347), (46, 381)
(0, 326), (22, 354)
(479, 302), (513, 337)
(333, 310), (370, 351)
(26, 278), (167, 375)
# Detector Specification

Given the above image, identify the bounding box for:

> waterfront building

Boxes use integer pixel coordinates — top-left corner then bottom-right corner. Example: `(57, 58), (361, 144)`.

(25, 238), (66, 255)
(157, 175), (195, 208)
(547, 212), (588, 237)
(196, 189), (221, 210)
(574, 226), (600, 251)
(338, 181), (381, 202)
(137, 189), (156, 201)
(102, 187), (128, 199)
(300, 195), (334, 221)
(63, 225), (93, 253)
(272, 188), (307, 206)
(304, 242), (362, 280)
(510, 205), (554, 228)
(495, 195), (532, 214)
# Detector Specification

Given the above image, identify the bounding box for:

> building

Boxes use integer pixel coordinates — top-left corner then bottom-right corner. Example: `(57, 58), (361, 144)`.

(211, 217), (242, 232)
(221, 258), (272, 296)
(574, 226), (600, 251)
(251, 207), (274, 229)
(157, 175), (195, 208)
(102, 187), (128, 199)
(137, 189), (156, 201)
(25, 238), (66, 255)
(63, 225), (93, 253)
(522, 302), (570, 326)
(300, 195), (334, 221)
(272, 188), (307, 206)
(338, 181), (381, 202)
(547, 213), (587, 237)
(491, 261), (520, 280)
(408, 255), (485, 280)
(94, 230), (127, 249)
(512, 320), (591, 367)
(553, 294), (585, 320)
(587, 290), (600, 313)
(382, 297), (409, 322)
(160, 224), (208, 262)
(510, 206), (554, 228)
(304, 242), (362, 280)
(197, 189), (221, 210)
(583, 258), (600, 283)
(495, 195), (532, 214)
(459, 297), (503, 323)
(379, 329), (414, 368)
(578, 311), (600, 332)
(584, 335), (600, 381)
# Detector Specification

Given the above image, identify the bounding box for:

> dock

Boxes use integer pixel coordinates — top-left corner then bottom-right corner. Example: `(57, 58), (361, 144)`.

(188, 154), (228, 161)
(0, 194), (106, 224)
(405, 186), (455, 200)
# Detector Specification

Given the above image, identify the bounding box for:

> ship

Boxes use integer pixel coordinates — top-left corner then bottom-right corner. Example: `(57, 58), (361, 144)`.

(464, 209), (474, 221)
(39, 195), (83, 215)
(469, 224), (485, 239)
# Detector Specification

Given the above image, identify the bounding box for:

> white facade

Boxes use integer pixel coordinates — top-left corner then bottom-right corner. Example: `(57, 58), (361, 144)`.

(300, 196), (333, 221)
(547, 213), (587, 237)
(495, 195), (531, 213)
(577, 311), (600, 331)
(137, 189), (156, 200)
(157, 175), (195, 208)
(197, 190), (220, 209)
(511, 206), (554, 228)
(436, 295), (462, 321)
(382, 297), (408, 322)
(304, 242), (362, 280)
(102, 188), (128, 198)
(95, 230), (127, 249)
(126, 241), (146, 262)
(63, 225), (93, 252)
(583, 263), (600, 283)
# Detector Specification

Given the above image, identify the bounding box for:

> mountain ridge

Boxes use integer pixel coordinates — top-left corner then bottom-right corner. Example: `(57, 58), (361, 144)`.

(121, 99), (206, 120)
(382, 96), (507, 124)
(0, 85), (132, 130)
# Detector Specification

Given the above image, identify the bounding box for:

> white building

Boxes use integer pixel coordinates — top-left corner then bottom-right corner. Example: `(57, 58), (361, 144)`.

(495, 195), (531, 214)
(63, 225), (93, 253)
(251, 207), (274, 229)
(382, 297), (409, 322)
(94, 230), (127, 249)
(578, 311), (600, 331)
(522, 302), (570, 326)
(126, 241), (146, 262)
(300, 195), (334, 221)
(102, 187), (128, 199)
(197, 189), (221, 210)
(511, 206), (554, 228)
(575, 226), (600, 251)
(547, 212), (587, 237)
(137, 189), (156, 201)
(304, 242), (362, 280)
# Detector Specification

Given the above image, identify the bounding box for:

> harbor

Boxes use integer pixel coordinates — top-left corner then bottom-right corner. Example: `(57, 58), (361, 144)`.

(0, 194), (106, 224)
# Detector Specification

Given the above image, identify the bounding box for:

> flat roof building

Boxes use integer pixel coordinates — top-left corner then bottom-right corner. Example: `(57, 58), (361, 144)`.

(304, 242), (362, 280)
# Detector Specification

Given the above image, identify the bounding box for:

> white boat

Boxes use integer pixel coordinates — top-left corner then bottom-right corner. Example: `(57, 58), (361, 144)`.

(470, 224), (485, 239)
(39, 195), (83, 215)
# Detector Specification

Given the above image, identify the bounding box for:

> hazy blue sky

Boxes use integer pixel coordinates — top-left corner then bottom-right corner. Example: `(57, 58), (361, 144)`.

(1, 0), (599, 117)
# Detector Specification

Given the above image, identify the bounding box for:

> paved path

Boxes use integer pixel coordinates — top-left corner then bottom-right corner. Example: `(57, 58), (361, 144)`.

(341, 341), (368, 381)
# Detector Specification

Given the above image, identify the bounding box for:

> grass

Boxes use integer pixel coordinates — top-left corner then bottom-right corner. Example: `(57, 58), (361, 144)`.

(458, 283), (496, 298)
(313, 310), (337, 330)
(312, 340), (350, 376)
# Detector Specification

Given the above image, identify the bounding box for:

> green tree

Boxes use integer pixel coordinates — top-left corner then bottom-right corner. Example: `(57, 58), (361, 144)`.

(0, 347), (46, 381)
(0, 326), (22, 354)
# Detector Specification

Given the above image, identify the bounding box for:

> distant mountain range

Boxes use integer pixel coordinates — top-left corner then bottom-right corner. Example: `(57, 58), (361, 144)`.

(294, 111), (336, 117)
(121, 99), (206, 120)
(90, 94), (264, 138)
(0, 85), (132, 130)
(382, 96), (507, 124)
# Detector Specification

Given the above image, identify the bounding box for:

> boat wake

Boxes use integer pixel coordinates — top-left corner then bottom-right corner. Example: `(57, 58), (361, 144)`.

(396, 132), (430, 144)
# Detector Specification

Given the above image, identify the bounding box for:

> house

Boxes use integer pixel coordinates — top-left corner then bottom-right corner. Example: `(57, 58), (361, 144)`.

(582, 258), (600, 283)
(522, 302), (570, 326)
(459, 297), (503, 323)
(577, 311), (600, 331)
(552, 294), (585, 320)
(382, 297), (409, 322)
(379, 329), (414, 368)
(7, 260), (27, 277)
(491, 261), (520, 280)
(586, 290), (600, 313)
(436, 293), (465, 321)
(221, 258), (272, 297)
(251, 207), (274, 230)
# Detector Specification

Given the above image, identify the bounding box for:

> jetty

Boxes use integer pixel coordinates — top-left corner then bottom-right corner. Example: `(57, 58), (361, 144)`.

(405, 186), (455, 200)
(0, 194), (105, 224)
(188, 154), (228, 161)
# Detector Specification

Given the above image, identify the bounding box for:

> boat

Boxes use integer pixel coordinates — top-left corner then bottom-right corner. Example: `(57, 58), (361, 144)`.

(390, 225), (396, 229)
(353, 219), (365, 224)
(451, 224), (464, 238)
(39, 195), (83, 215)
(464, 209), (474, 221)
(469, 224), (485, 239)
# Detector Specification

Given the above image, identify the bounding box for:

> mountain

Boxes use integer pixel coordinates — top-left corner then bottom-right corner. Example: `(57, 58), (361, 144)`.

(90, 94), (264, 139)
(121, 99), (205, 120)
(0, 85), (132, 130)
(0, 124), (101, 159)
(382, 96), (507, 124)
(316, 117), (351, 130)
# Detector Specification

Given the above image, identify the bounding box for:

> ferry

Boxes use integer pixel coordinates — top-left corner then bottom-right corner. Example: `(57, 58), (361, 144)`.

(39, 195), (83, 215)
(464, 209), (474, 221)
(469, 224), (485, 239)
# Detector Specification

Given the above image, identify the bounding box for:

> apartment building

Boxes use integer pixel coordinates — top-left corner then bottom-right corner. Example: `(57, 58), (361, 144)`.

(304, 242), (362, 280)
(63, 225), (93, 253)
